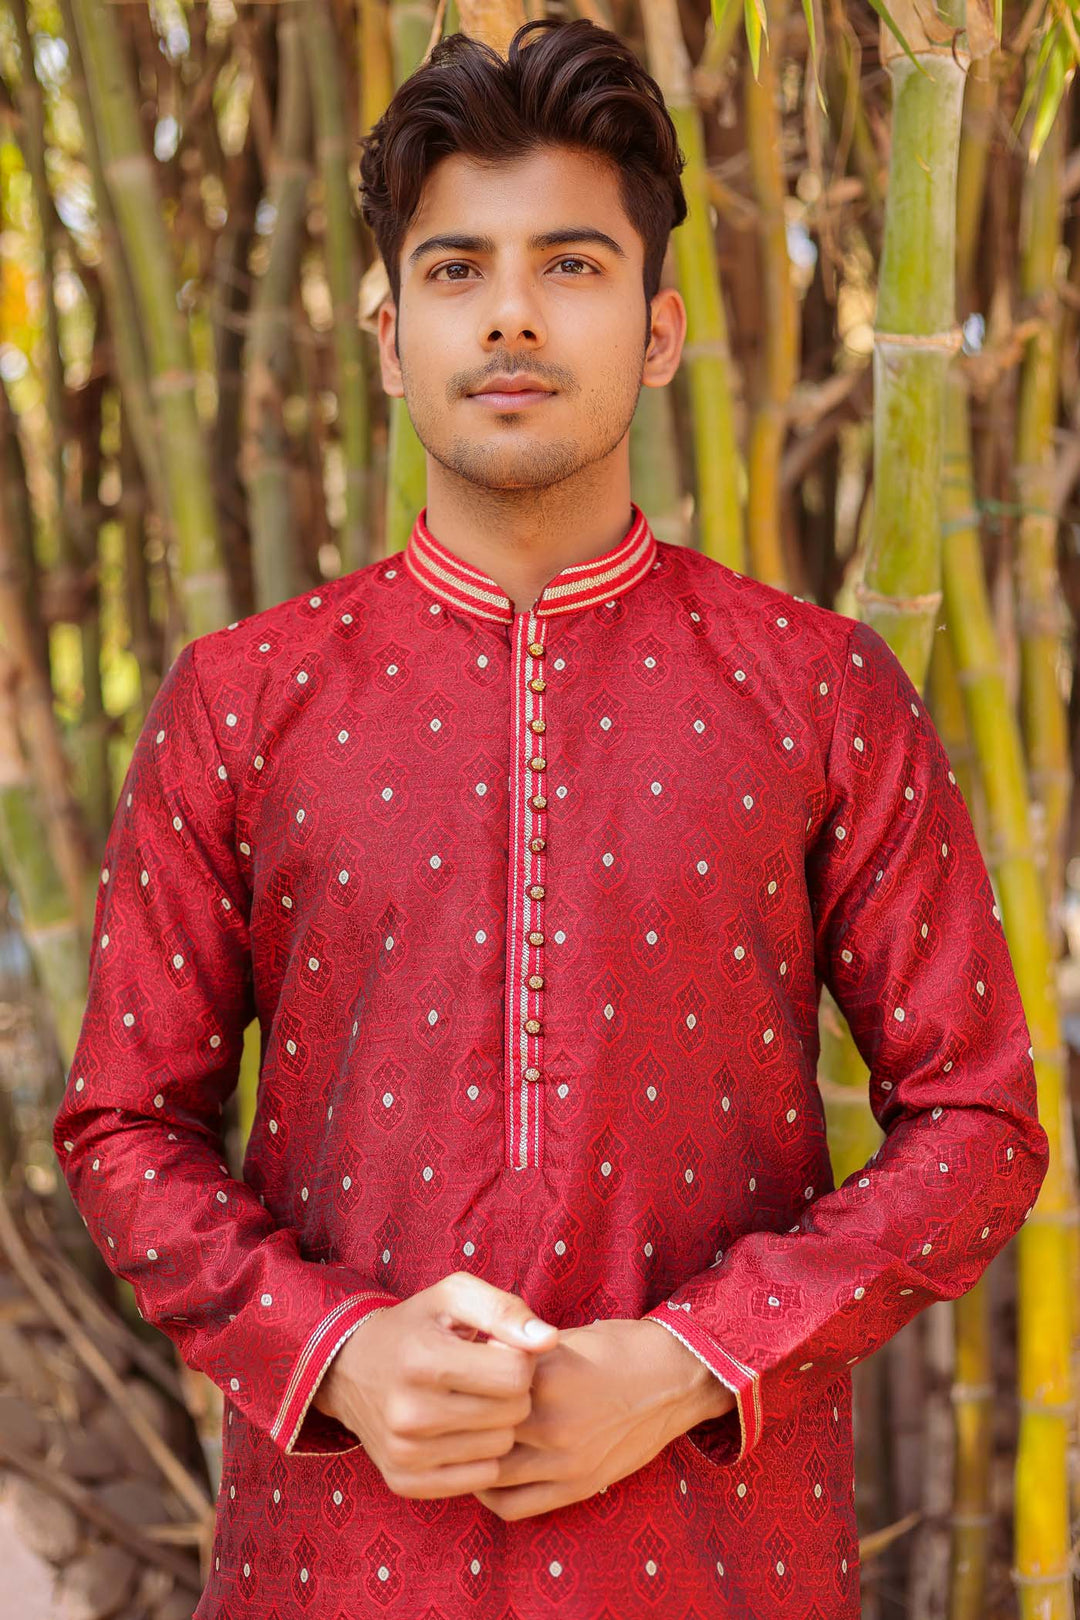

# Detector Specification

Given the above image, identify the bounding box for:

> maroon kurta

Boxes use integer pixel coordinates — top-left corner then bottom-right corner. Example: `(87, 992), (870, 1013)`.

(53, 503), (1049, 1618)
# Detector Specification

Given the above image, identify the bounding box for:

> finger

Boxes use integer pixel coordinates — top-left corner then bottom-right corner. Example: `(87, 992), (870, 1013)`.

(414, 1329), (546, 1401)
(475, 1479), (576, 1519)
(390, 1456), (506, 1499)
(405, 1385), (533, 1433)
(390, 1424), (518, 1471)
(434, 1272), (559, 1353)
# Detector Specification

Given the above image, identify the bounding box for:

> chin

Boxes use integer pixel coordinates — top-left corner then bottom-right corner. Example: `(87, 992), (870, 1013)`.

(436, 441), (584, 491)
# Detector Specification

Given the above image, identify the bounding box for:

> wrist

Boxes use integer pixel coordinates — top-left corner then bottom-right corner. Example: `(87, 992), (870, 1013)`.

(638, 1317), (735, 1433)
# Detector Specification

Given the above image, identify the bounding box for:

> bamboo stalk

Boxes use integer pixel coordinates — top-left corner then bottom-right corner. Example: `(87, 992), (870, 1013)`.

(628, 379), (687, 547)
(940, 366), (1072, 1620)
(67, 0), (232, 642)
(743, 0), (797, 587)
(383, 0), (439, 557)
(54, 0), (169, 554)
(303, 0), (373, 573)
(239, 0), (313, 610)
(1015, 101), (1070, 937)
(359, 0), (396, 138)
(0, 376), (92, 936)
(455, 0), (525, 53)
(856, 0), (967, 679)
(0, 648), (89, 1079)
(955, 58), (995, 311)
(640, 0), (744, 570)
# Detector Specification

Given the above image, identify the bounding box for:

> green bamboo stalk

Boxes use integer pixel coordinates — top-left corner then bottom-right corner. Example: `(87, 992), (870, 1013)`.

(743, 0), (797, 588)
(1015, 103), (1070, 935)
(303, 0), (373, 574)
(629, 382), (686, 547)
(955, 59), (995, 309)
(383, 0), (438, 556)
(855, 1), (967, 679)
(67, 0), (231, 642)
(641, 0), (744, 570)
(240, 0), (313, 611)
(941, 368), (1072, 1620)
(55, 0), (169, 546)
(0, 372), (92, 935)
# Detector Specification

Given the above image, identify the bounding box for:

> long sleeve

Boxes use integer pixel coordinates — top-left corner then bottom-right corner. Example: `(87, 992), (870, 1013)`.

(52, 640), (401, 1457)
(644, 615), (1050, 1467)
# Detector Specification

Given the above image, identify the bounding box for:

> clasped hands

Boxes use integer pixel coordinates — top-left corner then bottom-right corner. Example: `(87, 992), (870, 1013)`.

(313, 1271), (735, 1521)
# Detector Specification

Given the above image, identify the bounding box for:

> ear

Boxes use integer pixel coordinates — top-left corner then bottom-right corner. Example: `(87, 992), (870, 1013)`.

(377, 299), (404, 398)
(641, 286), (687, 388)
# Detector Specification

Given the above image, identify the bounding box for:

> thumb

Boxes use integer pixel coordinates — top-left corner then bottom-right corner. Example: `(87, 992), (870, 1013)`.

(438, 1271), (560, 1352)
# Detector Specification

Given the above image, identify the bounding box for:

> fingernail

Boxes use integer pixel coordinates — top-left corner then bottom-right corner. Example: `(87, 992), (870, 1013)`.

(520, 1317), (555, 1340)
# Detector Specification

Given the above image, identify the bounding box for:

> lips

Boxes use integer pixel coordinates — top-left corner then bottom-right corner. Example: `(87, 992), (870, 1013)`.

(469, 375), (557, 408)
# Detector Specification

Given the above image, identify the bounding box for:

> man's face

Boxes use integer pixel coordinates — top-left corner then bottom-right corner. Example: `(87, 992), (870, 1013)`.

(377, 144), (672, 493)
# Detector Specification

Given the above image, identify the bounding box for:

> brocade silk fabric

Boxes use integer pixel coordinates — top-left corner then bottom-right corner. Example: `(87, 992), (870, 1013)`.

(53, 502), (1049, 1620)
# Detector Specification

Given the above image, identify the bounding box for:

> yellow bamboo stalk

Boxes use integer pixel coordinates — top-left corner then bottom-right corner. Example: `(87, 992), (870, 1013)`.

(640, 0), (744, 570)
(383, 0), (439, 556)
(455, 0), (525, 52)
(941, 367), (1072, 1620)
(359, 0), (396, 138)
(744, 0), (798, 588)
(1015, 102), (1070, 935)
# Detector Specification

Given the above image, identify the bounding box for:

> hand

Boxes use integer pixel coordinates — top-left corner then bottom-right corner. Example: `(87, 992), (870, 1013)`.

(473, 1316), (736, 1521)
(311, 1271), (559, 1499)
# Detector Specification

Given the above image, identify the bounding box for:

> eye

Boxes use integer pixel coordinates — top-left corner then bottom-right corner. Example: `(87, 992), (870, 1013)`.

(554, 256), (594, 274)
(430, 261), (477, 281)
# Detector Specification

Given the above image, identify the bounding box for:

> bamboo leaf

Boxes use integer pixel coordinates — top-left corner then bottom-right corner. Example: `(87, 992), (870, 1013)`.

(802, 0), (828, 113)
(743, 0), (768, 78)
(1013, 22), (1058, 141)
(1028, 27), (1071, 166)
(710, 0), (739, 43)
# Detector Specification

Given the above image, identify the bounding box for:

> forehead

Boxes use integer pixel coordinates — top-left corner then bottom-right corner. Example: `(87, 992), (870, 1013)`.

(405, 145), (633, 243)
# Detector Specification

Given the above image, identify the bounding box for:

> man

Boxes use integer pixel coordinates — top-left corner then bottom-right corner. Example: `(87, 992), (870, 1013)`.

(54, 16), (1049, 1619)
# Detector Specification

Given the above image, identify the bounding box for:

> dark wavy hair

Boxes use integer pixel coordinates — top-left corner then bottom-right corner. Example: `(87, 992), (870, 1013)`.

(357, 17), (687, 345)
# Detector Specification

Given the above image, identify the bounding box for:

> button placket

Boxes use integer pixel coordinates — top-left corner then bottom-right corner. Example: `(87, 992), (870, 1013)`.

(504, 613), (549, 1169)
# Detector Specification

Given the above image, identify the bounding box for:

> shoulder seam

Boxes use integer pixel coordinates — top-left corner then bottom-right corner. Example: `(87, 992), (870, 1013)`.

(186, 637), (241, 809)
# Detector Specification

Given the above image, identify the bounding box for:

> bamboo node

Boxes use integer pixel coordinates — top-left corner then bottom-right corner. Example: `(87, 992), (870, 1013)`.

(949, 1381), (994, 1401)
(1011, 1563), (1078, 1586)
(1017, 1398), (1074, 1416)
(150, 368), (199, 399)
(681, 338), (733, 362)
(853, 581), (943, 612)
(873, 325), (964, 352)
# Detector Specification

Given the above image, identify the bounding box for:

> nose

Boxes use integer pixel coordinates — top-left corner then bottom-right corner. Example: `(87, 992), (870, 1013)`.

(477, 266), (547, 352)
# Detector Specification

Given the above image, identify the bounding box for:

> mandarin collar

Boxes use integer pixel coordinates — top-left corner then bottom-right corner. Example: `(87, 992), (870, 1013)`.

(403, 503), (658, 624)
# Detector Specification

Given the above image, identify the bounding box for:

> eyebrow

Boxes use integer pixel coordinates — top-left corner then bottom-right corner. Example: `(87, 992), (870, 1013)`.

(406, 228), (629, 271)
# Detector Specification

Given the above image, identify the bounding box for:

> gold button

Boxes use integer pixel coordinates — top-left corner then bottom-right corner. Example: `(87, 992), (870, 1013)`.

(528, 931), (545, 946)
(530, 794), (547, 810)
(529, 678), (545, 693)
(529, 837), (545, 852)
(530, 718), (546, 734)
(528, 884), (545, 900)
(528, 641), (544, 657)
(524, 1067), (542, 1083)
(530, 757), (546, 771)
(524, 1018), (542, 1035)
(527, 974), (544, 990)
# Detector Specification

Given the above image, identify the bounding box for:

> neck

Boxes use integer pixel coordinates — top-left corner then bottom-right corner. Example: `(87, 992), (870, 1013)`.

(421, 458), (635, 616)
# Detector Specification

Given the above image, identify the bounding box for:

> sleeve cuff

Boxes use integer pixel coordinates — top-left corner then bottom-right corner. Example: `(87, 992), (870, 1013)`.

(644, 1303), (763, 1465)
(272, 1291), (403, 1456)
